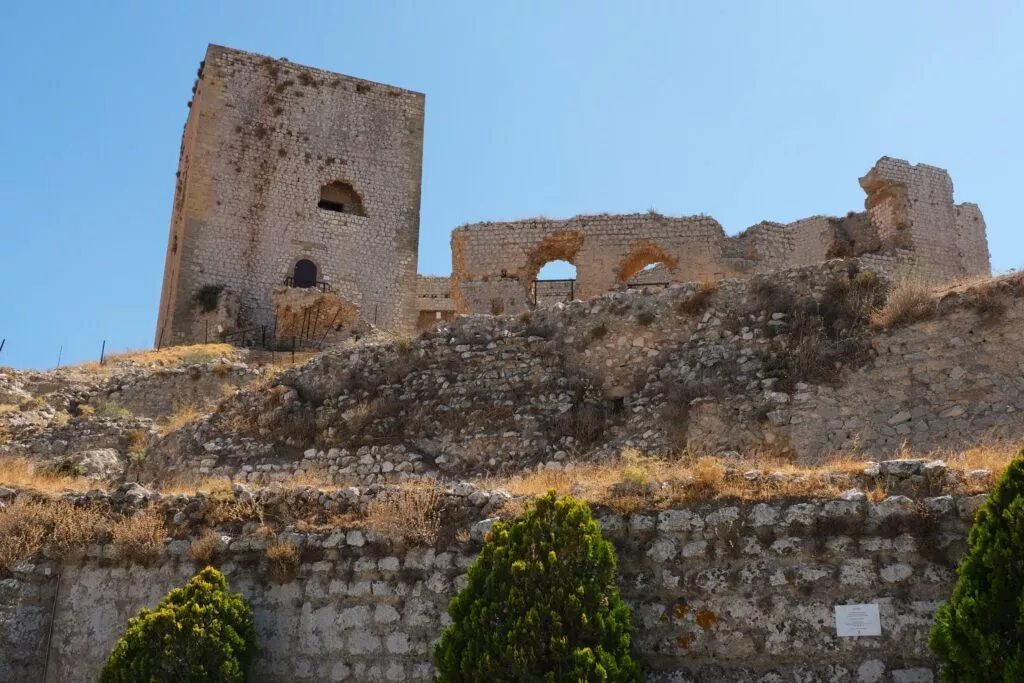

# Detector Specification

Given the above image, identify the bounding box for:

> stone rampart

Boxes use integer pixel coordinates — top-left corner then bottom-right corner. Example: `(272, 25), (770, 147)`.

(0, 486), (988, 682)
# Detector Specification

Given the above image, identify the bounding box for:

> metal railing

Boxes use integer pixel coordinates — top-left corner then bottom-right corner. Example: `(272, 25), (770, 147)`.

(626, 281), (671, 290)
(283, 277), (331, 293)
(532, 278), (576, 306)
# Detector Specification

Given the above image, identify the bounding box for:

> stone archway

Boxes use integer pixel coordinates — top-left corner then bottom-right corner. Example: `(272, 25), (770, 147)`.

(519, 231), (585, 301)
(616, 240), (679, 283)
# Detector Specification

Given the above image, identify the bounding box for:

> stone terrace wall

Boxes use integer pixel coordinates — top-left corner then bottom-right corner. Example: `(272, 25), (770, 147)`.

(450, 158), (990, 316)
(147, 262), (1024, 488)
(0, 490), (987, 682)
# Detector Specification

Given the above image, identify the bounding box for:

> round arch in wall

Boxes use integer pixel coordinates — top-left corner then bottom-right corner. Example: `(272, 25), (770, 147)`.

(616, 240), (679, 283)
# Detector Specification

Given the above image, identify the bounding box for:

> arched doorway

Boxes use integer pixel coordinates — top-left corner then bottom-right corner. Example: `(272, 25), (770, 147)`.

(292, 259), (318, 288)
(533, 259), (577, 305)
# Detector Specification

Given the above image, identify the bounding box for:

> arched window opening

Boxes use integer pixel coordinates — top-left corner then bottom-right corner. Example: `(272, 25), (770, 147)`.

(533, 259), (577, 306)
(617, 241), (678, 286)
(318, 181), (366, 216)
(292, 259), (318, 288)
(627, 261), (672, 290)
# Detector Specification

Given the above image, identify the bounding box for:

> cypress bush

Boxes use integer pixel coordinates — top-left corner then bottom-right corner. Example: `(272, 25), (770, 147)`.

(100, 566), (256, 682)
(434, 490), (641, 682)
(929, 454), (1024, 681)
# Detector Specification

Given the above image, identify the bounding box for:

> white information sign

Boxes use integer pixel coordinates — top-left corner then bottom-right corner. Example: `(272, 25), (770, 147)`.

(835, 603), (881, 637)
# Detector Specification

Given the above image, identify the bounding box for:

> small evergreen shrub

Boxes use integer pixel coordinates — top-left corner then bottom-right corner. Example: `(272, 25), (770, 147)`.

(434, 491), (641, 682)
(100, 566), (256, 682)
(929, 453), (1024, 681)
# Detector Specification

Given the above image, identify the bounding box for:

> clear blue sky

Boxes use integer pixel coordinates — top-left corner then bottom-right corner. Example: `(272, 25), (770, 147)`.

(1, 1), (1021, 370)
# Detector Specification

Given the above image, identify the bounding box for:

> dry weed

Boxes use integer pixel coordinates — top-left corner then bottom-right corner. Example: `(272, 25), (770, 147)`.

(189, 529), (221, 566)
(0, 500), (50, 570)
(265, 538), (300, 581)
(676, 280), (718, 316)
(159, 404), (201, 436)
(0, 457), (91, 494)
(111, 509), (166, 564)
(364, 483), (443, 544)
(48, 501), (109, 554)
(0, 499), (108, 569)
(870, 280), (936, 328)
(76, 344), (238, 373)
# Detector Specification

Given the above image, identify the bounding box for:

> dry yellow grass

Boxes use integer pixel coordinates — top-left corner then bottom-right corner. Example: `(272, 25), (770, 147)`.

(870, 279), (937, 329)
(72, 344), (239, 373)
(189, 529), (221, 566)
(484, 444), (1019, 512)
(0, 500), (51, 570)
(0, 499), (111, 570)
(158, 404), (201, 436)
(265, 537), (300, 581)
(364, 481), (443, 544)
(0, 457), (92, 494)
(0, 403), (19, 414)
(111, 509), (166, 564)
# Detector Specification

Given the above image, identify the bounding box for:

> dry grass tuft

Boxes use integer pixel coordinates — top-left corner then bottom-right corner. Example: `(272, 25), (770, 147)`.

(126, 428), (149, 462)
(0, 500), (50, 570)
(265, 537), (300, 581)
(111, 509), (166, 564)
(0, 457), (92, 494)
(0, 499), (110, 570)
(870, 280), (936, 328)
(158, 404), (201, 436)
(48, 501), (109, 554)
(364, 482), (443, 544)
(189, 529), (221, 566)
(79, 344), (238, 372)
(676, 280), (718, 316)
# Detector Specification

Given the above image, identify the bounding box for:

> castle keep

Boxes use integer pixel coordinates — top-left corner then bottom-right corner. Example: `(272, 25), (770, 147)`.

(157, 46), (990, 343)
(155, 45), (424, 347)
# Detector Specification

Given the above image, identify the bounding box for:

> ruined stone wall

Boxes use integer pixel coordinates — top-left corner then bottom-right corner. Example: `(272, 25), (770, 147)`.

(415, 275), (455, 331)
(859, 158), (990, 283)
(451, 158), (990, 315)
(155, 45), (424, 347)
(0, 490), (987, 682)
(143, 261), (1024, 487)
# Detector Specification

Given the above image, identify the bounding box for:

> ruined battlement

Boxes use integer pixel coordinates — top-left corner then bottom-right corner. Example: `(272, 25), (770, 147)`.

(450, 157), (991, 316)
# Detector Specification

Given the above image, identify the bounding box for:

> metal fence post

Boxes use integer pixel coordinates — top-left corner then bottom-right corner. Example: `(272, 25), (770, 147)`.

(99, 340), (106, 365)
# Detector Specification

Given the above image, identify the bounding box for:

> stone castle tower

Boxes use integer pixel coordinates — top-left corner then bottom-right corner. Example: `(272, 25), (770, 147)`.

(155, 45), (424, 347)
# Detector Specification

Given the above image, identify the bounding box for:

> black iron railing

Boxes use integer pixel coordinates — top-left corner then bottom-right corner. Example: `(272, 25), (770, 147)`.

(532, 278), (576, 306)
(284, 277), (331, 293)
(626, 281), (671, 290)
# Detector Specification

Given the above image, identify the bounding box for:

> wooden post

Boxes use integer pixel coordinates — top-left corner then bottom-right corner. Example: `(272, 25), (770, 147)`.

(99, 340), (106, 365)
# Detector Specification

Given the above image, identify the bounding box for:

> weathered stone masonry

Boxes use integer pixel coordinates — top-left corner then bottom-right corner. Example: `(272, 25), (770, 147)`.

(0, 488), (988, 682)
(451, 159), (991, 316)
(155, 45), (425, 346)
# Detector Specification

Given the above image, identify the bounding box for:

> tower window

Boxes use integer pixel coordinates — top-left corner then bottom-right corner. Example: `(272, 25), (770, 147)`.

(318, 181), (366, 216)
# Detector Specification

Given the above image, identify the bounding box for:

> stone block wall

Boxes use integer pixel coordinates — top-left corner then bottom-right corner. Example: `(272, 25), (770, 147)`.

(155, 45), (425, 347)
(450, 158), (991, 316)
(415, 275), (455, 331)
(0, 491), (987, 682)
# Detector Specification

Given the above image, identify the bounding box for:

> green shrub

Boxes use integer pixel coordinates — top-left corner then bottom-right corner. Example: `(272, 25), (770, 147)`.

(434, 491), (641, 682)
(100, 566), (256, 682)
(929, 453), (1024, 681)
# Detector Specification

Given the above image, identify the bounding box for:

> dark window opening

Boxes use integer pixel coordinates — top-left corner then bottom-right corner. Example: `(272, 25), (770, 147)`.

(318, 181), (366, 216)
(317, 199), (346, 212)
(292, 259), (317, 288)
